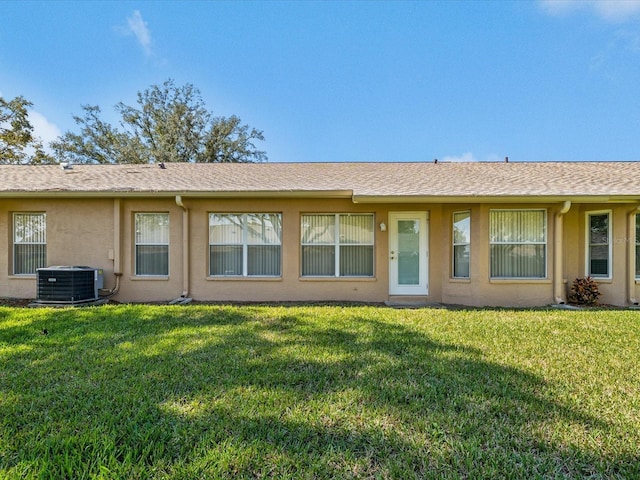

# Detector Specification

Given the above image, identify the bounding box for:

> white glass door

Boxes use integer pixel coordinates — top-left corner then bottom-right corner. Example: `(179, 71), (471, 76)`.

(389, 212), (428, 295)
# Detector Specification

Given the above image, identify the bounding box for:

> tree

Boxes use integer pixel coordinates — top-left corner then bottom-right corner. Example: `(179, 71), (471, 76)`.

(0, 95), (55, 164)
(51, 80), (267, 164)
(203, 115), (266, 163)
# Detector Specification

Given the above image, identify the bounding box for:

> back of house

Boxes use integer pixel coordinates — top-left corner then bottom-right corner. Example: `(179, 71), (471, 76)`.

(2, 161), (640, 307)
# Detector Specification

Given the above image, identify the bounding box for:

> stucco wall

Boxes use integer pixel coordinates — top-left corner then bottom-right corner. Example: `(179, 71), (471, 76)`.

(571, 204), (639, 306)
(1, 197), (638, 306)
(439, 203), (639, 307)
(439, 204), (555, 307)
(185, 197), (392, 303)
(1, 198), (115, 299)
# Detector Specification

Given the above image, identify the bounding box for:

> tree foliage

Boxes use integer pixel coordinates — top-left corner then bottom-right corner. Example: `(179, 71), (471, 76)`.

(51, 80), (267, 164)
(0, 95), (55, 164)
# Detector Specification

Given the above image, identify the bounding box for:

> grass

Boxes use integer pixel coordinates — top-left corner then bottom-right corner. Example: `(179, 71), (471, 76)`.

(1, 304), (639, 479)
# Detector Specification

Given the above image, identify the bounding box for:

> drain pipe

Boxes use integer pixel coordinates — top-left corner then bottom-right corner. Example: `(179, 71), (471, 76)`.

(99, 273), (121, 298)
(174, 195), (191, 303)
(113, 198), (122, 275)
(627, 204), (640, 305)
(554, 201), (572, 304)
(99, 198), (124, 298)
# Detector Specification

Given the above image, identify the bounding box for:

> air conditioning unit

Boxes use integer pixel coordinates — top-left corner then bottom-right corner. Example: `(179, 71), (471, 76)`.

(36, 266), (104, 304)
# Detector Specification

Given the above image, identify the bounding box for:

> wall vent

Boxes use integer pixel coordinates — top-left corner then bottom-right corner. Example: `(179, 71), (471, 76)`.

(36, 266), (104, 304)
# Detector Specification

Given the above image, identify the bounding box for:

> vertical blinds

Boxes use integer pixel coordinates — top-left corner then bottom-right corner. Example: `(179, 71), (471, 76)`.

(13, 213), (47, 275)
(136, 213), (169, 244)
(490, 210), (545, 244)
(301, 214), (374, 277)
(636, 214), (640, 277)
(135, 213), (169, 276)
(209, 214), (282, 276)
(490, 210), (546, 278)
(453, 211), (470, 278)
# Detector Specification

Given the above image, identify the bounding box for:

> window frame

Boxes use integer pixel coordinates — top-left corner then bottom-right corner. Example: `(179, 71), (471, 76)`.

(489, 209), (548, 279)
(134, 212), (170, 277)
(208, 213), (282, 278)
(585, 210), (612, 279)
(12, 212), (47, 275)
(300, 213), (375, 278)
(636, 213), (640, 280)
(452, 210), (471, 279)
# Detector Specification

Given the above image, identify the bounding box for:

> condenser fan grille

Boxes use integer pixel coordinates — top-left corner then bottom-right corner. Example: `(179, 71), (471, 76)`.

(37, 266), (102, 303)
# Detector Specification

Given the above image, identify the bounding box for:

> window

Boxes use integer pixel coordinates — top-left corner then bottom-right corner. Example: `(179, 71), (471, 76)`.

(490, 210), (546, 278)
(587, 211), (611, 278)
(135, 213), (169, 276)
(636, 213), (640, 279)
(209, 213), (282, 276)
(13, 213), (47, 274)
(301, 214), (374, 277)
(452, 211), (470, 278)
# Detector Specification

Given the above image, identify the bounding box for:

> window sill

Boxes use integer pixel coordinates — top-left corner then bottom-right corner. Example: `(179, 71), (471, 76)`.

(206, 276), (282, 281)
(130, 276), (169, 281)
(299, 277), (377, 282)
(490, 278), (551, 284)
(592, 278), (612, 284)
(449, 278), (471, 283)
(8, 275), (36, 280)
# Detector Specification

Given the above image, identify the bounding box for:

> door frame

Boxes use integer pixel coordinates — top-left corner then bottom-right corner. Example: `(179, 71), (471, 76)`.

(388, 211), (429, 295)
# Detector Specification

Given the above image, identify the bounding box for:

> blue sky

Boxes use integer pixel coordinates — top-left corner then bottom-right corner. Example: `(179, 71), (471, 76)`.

(1, 0), (640, 163)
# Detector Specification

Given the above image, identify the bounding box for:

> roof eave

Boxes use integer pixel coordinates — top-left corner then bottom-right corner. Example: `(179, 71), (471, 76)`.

(0, 189), (355, 199)
(352, 195), (640, 204)
(2, 191), (640, 204)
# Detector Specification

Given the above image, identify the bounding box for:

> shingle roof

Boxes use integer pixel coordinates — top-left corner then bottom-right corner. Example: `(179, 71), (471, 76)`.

(1, 161), (640, 201)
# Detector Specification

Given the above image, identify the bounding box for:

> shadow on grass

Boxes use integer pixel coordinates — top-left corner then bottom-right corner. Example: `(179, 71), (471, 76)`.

(0, 305), (637, 478)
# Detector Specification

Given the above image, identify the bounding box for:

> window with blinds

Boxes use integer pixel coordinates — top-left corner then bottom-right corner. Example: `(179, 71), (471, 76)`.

(13, 213), (47, 275)
(301, 214), (374, 277)
(452, 211), (470, 278)
(636, 213), (640, 279)
(489, 210), (546, 278)
(209, 213), (282, 277)
(135, 213), (169, 276)
(587, 211), (611, 278)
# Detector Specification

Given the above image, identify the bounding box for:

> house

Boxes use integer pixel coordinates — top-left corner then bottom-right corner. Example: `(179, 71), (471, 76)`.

(1, 161), (640, 307)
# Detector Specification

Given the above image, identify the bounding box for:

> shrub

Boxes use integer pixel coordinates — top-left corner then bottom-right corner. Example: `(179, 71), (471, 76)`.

(570, 276), (601, 305)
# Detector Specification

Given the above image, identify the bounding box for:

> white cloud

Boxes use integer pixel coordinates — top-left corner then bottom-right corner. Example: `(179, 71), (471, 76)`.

(441, 152), (480, 163)
(539, 0), (581, 16)
(29, 110), (61, 145)
(439, 152), (507, 163)
(122, 10), (152, 55)
(589, 28), (640, 76)
(539, 0), (640, 21)
(594, 0), (640, 20)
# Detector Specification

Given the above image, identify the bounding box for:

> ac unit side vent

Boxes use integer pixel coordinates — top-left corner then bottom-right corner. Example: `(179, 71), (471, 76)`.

(37, 266), (103, 303)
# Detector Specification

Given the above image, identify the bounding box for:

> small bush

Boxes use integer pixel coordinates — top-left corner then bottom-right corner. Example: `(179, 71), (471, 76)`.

(570, 276), (601, 305)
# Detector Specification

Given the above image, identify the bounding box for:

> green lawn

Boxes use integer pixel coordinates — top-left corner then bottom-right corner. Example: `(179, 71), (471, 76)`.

(1, 304), (639, 479)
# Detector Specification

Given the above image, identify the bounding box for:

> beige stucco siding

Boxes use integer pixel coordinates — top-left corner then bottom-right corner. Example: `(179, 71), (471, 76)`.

(571, 204), (637, 306)
(438, 203), (640, 307)
(438, 204), (555, 307)
(119, 198), (189, 302)
(1, 196), (638, 306)
(181, 198), (423, 304)
(1, 199), (116, 299)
